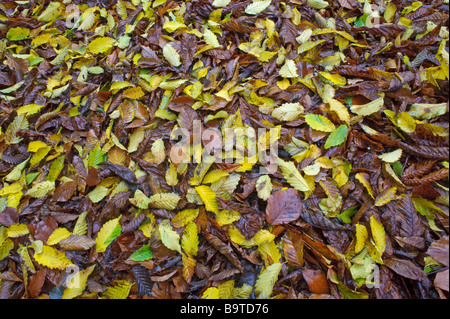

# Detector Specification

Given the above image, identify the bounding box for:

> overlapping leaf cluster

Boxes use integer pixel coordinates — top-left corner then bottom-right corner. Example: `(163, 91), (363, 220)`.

(0, 0), (449, 299)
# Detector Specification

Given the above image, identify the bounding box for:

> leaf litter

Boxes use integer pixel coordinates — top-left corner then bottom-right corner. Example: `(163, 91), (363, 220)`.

(0, 0), (449, 300)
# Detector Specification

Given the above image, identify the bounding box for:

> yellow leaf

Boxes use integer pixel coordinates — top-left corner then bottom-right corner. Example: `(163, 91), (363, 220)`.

(279, 59), (298, 78)
(102, 280), (133, 299)
(62, 265), (95, 299)
(277, 158), (311, 192)
(370, 215), (386, 257)
(158, 219), (181, 253)
(195, 185), (219, 213)
(172, 209), (199, 228)
(47, 228), (72, 246)
(255, 262), (282, 299)
(129, 189), (151, 209)
(355, 224), (368, 254)
(34, 245), (72, 269)
(202, 169), (230, 184)
(271, 103), (304, 121)
(149, 193), (181, 210)
(151, 139), (166, 165)
(215, 210), (241, 226)
(245, 0), (272, 15)
(378, 149), (402, 163)
(96, 216), (122, 253)
(6, 224), (29, 238)
(87, 185), (109, 203)
(328, 98), (350, 124)
(255, 175), (272, 201)
(203, 28), (221, 48)
(163, 43), (181, 67)
(182, 221), (199, 257)
(0, 183), (23, 196)
(122, 86), (144, 99)
(89, 37), (115, 54)
(350, 95), (384, 116)
(355, 172), (375, 199)
(201, 287), (220, 299)
(218, 280), (235, 299)
(258, 240), (282, 267)
(374, 187), (398, 207)
(73, 212), (88, 236)
(27, 181), (55, 198)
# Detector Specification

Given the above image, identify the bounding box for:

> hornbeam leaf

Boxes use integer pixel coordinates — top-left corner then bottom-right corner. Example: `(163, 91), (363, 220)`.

(203, 29), (221, 48)
(181, 221), (199, 257)
(34, 245), (73, 269)
(324, 125), (348, 149)
(307, 0), (329, 9)
(163, 43), (181, 67)
(279, 59), (298, 78)
(158, 219), (181, 253)
(27, 181), (55, 198)
(201, 287), (220, 299)
(195, 185), (219, 213)
(95, 216), (122, 253)
(271, 103), (304, 121)
(102, 280), (133, 299)
(88, 37), (115, 54)
(350, 96), (384, 116)
(245, 0), (272, 15)
(305, 114), (336, 132)
(73, 212), (88, 236)
(148, 193), (180, 210)
(6, 224), (29, 238)
(370, 215), (386, 256)
(37, 2), (61, 22)
(254, 262), (282, 299)
(213, 0), (231, 7)
(355, 224), (368, 254)
(47, 228), (72, 246)
(278, 158), (311, 192)
(378, 149), (402, 163)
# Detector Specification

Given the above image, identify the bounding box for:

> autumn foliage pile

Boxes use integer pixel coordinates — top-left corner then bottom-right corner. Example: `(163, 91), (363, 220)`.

(0, 0), (449, 299)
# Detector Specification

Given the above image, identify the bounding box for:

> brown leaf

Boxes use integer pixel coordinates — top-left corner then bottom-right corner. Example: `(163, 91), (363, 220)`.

(427, 236), (449, 267)
(59, 235), (96, 251)
(0, 207), (18, 227)
(28, 269), (46, 298)
(282, 229), (304, 269)
(202, 231), (242, 272)
(52, 181), (77, 202)
(302, 269), (330, 294)
(384, 257), (431, 288)
(266, 188), (302, 225)
(434, 269), (449, 292)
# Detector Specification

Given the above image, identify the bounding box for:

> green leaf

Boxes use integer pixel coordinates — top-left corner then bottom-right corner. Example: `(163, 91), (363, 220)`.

(47, 156), (65, 182)
(88, 144), (104, 168)
(130, 244), (153, 261)
(304, 114), (336, 132)
(337, 206), (358, 224)
(6, 27), (30, 41)
(324, 125), (348, 149)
